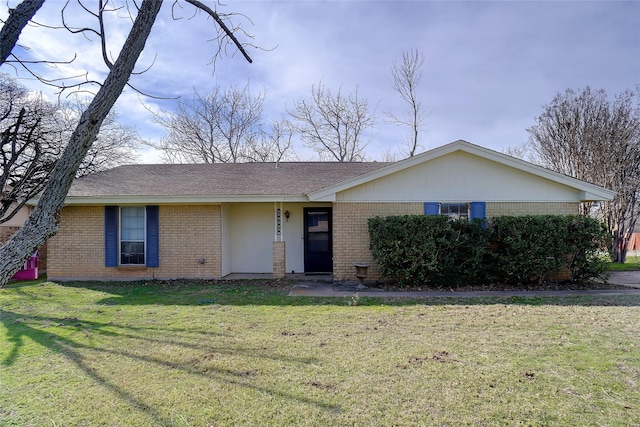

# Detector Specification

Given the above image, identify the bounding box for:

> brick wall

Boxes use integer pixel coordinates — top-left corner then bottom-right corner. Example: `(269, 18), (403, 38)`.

(332, 202), (423, 281)
(272, 241), (286, 278)
(48, 205), (222, 281)
(333, 201), (582, 281)
(486, 202), (579, 217)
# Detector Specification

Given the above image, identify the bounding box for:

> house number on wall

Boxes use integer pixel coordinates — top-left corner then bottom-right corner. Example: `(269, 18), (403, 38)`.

(276, 208), (282, 236)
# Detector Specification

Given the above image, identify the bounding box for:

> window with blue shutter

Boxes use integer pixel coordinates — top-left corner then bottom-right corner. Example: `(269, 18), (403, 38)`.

(104, 206), (118, 267)
(424, 201), (487, 222)
(104, 205), (160, 267)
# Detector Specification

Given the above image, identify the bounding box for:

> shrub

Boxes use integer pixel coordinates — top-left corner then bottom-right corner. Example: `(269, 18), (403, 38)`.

(486, 215), (611, 285)
(564, 215), (611, 283)
(368, 214), (611, 288)
(485, 215), (570, 286)
(368, 215), (489, 288)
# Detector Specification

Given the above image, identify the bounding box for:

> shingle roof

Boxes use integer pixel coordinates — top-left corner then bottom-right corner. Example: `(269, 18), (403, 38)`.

(68, 162), (391, 198)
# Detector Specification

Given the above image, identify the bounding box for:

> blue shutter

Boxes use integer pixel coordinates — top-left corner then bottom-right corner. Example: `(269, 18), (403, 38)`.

(104, 206), (118, 267)
(471, 202), (486, 228)
(424, 202), (439, 215)
(146, 206), (159, 267)
(470, 202), (486, 220)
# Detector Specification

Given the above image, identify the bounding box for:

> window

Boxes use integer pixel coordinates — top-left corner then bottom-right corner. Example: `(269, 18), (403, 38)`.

(307, 211), (330, 253)
(440, 203), (470, 220)
(105, 206), (159, 268)
(424, 201), (486, 221)
(120, 207), (145, 265)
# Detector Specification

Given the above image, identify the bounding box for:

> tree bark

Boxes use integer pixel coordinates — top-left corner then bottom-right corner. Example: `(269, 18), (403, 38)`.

(0, 0), (45, 65)
(0, 0), (163, 286)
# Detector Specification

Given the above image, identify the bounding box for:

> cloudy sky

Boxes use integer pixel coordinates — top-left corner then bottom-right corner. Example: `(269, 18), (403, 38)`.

(2, 0), (639, 162)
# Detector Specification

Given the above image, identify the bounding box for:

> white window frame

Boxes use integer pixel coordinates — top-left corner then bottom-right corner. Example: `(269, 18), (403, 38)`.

(439, 203), (471, 220)
(119, 206), (147, 265)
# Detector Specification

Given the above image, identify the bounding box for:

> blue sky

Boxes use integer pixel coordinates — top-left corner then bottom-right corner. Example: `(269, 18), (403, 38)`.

(2, 0), (639, 162)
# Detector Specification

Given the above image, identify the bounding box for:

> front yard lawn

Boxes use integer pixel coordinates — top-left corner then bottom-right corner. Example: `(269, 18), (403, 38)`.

(1, 279), (639, 426)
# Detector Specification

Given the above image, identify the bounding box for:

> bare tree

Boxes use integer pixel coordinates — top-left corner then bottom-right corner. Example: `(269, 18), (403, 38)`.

(502, 142), (530, 160)
(59, 99), (140, 176)
(0, 0), (252, 286)
(0, 73), (61, 224)
(289, 82), (376, 162)
(0, 75), (140, 225)
(527, 86), (640, 263)
(153, 84), (280, 163)
(243, 118), (296, 163)
(387, 49), (426, 157)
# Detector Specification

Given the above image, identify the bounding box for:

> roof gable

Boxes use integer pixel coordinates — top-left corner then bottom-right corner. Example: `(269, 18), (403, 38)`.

(308, 140), (616, 202)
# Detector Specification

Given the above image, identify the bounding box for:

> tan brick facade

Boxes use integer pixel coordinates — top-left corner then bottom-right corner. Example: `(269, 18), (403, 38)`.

(486, 202), (579, 217)
(333, 202), (423, 281)
(48, 201), (583, 282)
(272, 241), (286, 278)
(48, 205), (222, 281)
(332, 201), (582, 281)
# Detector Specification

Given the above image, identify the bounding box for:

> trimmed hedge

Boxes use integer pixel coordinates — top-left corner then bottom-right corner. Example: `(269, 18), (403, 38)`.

(368, 214), (611, 288)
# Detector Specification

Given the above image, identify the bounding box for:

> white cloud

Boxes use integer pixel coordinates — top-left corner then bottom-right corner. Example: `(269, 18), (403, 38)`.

(2, 0), (638, 162)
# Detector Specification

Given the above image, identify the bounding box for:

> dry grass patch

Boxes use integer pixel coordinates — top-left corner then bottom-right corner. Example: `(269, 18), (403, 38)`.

(1, 279), (639, 426)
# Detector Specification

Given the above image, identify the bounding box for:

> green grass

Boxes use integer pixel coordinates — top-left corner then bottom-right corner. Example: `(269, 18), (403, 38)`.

(608, 252), (640, 271)
(2, 279), (640, 426)
(609, 262), (640, 271)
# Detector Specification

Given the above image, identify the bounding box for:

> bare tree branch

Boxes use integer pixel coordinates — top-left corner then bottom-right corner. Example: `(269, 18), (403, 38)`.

(184, 0), (252, 64)
(0, 73), (61, 223)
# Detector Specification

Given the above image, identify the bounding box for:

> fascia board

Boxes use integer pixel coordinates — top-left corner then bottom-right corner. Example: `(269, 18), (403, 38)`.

(580, 190), (617, 202)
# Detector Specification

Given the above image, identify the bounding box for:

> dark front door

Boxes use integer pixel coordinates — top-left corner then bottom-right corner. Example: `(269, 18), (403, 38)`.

(304, 207), (333, 273)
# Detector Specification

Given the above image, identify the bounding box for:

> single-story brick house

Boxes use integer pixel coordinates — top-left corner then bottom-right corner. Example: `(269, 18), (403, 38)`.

(46, 140), (615, 282)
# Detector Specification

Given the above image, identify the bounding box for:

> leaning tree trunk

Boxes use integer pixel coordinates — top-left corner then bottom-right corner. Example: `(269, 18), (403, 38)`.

(0, 0), (163, 286)
(0, 0), (45, 65)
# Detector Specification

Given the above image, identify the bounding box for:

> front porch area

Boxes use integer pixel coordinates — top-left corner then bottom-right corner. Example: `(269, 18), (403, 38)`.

(222, 272), (333, 282)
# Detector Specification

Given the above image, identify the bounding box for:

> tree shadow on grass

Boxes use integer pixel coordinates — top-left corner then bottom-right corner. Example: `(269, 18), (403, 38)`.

(0, 308), (341, 425)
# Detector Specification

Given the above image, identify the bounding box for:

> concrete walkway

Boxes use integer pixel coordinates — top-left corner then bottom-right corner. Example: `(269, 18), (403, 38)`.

(289, 271), (640, 298)
(604, 271), (640, 288)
